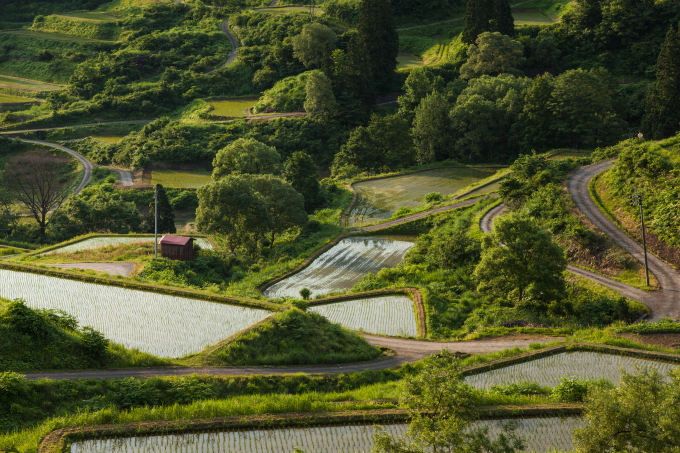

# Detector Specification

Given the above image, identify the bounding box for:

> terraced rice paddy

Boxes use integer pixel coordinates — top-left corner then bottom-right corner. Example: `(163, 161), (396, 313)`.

(396, 53), (424, 69)
(0, 74), (63, 92)
(466, 351), (679, 389)
(151, 169), (212, 188)
(43, 236), (213, 255)
(207, 98), (257, 117)
(0, 93), (39, 104)
(0, 269), (271, 357)
(56, 11), (120, 21)
(263, 236), (414, 299)
(70, 417), (581, 453)
(311, 296), (417, 337)
(91, 135), (126, 144)
(2, 29), (113, 43)
(349, 167), (501, 226)
(512, 11), (556, 25)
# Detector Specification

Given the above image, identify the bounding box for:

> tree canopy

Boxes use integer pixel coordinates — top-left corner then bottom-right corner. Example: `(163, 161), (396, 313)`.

(212, 138), (283, 179)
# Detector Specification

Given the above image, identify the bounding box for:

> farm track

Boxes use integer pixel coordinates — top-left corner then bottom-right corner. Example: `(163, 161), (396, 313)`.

(206, 19), (239, 75)
(22, 336), (554, 381)
(479, 161), (680, 320)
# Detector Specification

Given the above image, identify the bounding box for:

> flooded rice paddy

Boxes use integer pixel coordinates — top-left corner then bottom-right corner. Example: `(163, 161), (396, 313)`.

(43, 236), (213, 254)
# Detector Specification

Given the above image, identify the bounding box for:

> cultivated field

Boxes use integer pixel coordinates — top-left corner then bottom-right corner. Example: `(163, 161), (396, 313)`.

(91, 135), (126, 144)
(263, 236), (414, 299)
(311, 296), (417, 337)
(1, 29), (113, 43)
(0, 74), (63, 92)
(0, 93), (39, 103)
(0, 269), (271, 357)
(349, 167), (501, 226)
(207, 98), (257, 117)
(396, 53), (424, 70)
(150, 169), (212, 189)
(56, 11), (120, 21)
(466, 351), (679, 389)
(43, 236), (213, 255)
(512, 10), (556, 25)
(70, 417), (581, 452)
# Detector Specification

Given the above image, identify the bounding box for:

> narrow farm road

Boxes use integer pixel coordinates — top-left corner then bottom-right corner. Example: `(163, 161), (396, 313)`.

(0, 119), (154, 135)
(22, 336), (554, 381)
(568, 161), (680, 319)
(107, 167), (134, 186)
(206, 19), (239, 75)
(17, 139), (93, 194)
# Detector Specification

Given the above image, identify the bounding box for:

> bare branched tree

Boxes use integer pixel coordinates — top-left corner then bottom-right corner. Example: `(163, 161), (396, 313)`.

(3, 149), (77, 238)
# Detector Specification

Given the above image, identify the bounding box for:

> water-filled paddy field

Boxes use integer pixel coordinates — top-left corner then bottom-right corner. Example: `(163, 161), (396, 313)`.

(43, 236), (213, 254)
(311, 296), (417, 337)
(263, 236), (414, 299)
(0, 269), (270, 357)
(466, 351), (679, 388)
(70, 417), (580, 453)
(349, 167), (501, 226)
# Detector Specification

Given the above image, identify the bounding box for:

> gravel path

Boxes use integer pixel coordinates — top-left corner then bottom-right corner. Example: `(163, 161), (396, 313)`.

(44, 262), (135, 276)
(17, 139), (93, 194)
(21, 336), (554, 381)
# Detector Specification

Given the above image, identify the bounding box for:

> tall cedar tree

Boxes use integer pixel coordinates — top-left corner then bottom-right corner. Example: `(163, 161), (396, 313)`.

(643, 24), (680, 140)
(350, 0), (399, 98)
(147, 184), (176, 234)
(284, 151), (322, 212)
(462, 0), (514, 44)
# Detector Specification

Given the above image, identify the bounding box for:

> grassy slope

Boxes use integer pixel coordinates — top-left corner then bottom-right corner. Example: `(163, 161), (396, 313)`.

(188, 308), (383, 366)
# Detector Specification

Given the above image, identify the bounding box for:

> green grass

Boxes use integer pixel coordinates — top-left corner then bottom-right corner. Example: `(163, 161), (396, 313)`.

(2, 29), (114, 43)
(0, 74), (63, 92)
(0, 93), (38, 103)
(55, 12), (121, 22)
(150, 169), (212, 189)
(549, 150), (593, 160)
(187, 308), (383, 366)
(512, 11), (556, 25)
(207, 97), (257, 117)
(396, 52), (424, 70)
(254, 6), (324, 15)
(91, 135), (126, 144)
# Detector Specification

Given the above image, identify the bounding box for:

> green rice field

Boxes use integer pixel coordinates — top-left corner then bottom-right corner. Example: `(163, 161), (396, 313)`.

(349, 167), (501, 226)
(263, 236), (414, 299)
(207, 98), (257, 117)
(513, 11), (556, 25)
(70, 417), (581, 452)
(0, 74), (63, 92)
(91, 135), (126, 144)
(0, 269), (271, 357)
(43, 236), (213, 254)
(549, 150), (593, 160)
(466, 351), (679, 389)
(0, 93), (38, 103)
(1, 29), (114, 43)
(56, 11), (120, 21)
(397, 53), (424, 69)
(151, 169), (212, 189)
(311, 296), (418, 337)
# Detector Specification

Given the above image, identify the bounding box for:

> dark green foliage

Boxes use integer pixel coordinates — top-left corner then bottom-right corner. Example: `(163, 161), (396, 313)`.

(146, 184), (176, 234)
(643, 24), (680, 140)
(462, 0), (514, 44)
(284, 151), (322, 211)
(2, 0), (111, 24)
(201, 309), (382, 366)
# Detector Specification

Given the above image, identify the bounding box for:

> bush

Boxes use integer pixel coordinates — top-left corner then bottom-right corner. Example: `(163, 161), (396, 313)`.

(551, 376), (589, 402)
(424, 192), (443, 203)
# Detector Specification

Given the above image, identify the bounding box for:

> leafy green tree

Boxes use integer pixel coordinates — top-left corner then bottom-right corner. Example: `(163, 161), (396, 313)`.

(146, 184), (176, 234)
(462, 0), (514, 44)
(196, 176), (271, 252)
(284, 151), (322, 211)
(518, 73), (556, 152)
(474, 212), (567, 310)
(304, 70), (339, 117)
(372, 351), (524, 453)
(212, 138), (282, 179)
(460, 32), (525, 79)
(397, 67), (446, 121)
(574, 367), (680, 452)
(292, 23), (337, 70)
(244, 174), (308, 245)
(412, 92), (453, 164)
(643, 24), (680, 140)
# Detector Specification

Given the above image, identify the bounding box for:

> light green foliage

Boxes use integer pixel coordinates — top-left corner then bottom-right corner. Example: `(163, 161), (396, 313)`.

(397, 67), (446, 120)
(460, 32), (525, 79)
(150, 169), (212, 189)
(304, 70), (338, 117)
(31, 14), (120, 41)
(197, 308), (382, 366)
(412, 91), (453, 164)
(424, 192), (443, 203)
(574, 368), (680, 452)
(212, 138), (282, 179)
(253, 72), (310, 114)
(292, 23), (337, 69)
(474, 212), (567, 309)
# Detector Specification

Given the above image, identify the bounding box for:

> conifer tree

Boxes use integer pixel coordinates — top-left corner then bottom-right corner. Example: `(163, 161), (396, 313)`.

(643, 24), (680, 140)
(147, 184), (176, 234)
(492, 0), (515, 37)
(284, 151), (322, 212)
(463, 0), (514, 44)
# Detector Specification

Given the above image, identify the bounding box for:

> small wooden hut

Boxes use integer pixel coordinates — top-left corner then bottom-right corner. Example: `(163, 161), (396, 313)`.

(159, 235), (194, 261)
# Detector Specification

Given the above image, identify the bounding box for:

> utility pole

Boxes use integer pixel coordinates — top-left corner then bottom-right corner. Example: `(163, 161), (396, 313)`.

(631, 187), (650, 287)
(154, 184), (158, 259)
(309, 0), (314, 20)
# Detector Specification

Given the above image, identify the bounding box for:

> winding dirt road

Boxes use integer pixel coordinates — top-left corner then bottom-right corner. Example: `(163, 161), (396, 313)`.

(206, 19), (239, 75)
(17, 139), (94, 194)
(22, 336), (554, 381)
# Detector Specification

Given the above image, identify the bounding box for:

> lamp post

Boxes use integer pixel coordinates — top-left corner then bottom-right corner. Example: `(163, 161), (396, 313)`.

(631, 187), (650, 287)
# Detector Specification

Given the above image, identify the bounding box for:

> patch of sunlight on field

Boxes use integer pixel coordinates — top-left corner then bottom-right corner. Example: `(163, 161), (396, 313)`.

(264, 236), (414, 299)
(0, 93), (38, 103)
(397, 53), (424, 69)
(0, 74), (63, 91)
(151, 169), (212, 189)
(56, 11), (120, 21)
(349, 166), (501, 226)
(91, 135), (125, 144)
(207, 98), (257, 117)
(513, 11), (555, 25)
(2, 29), (115, 43)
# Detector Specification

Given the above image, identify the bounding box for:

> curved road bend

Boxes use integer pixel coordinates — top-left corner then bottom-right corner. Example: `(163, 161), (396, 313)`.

(22, 336), (554, 380)
(206, 19), (239, 75)
(17, 139), (94, 194)
(568, 161), (680, 319)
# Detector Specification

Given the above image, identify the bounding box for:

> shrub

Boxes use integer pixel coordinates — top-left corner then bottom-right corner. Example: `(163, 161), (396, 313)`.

(424, 192), (443, 203)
